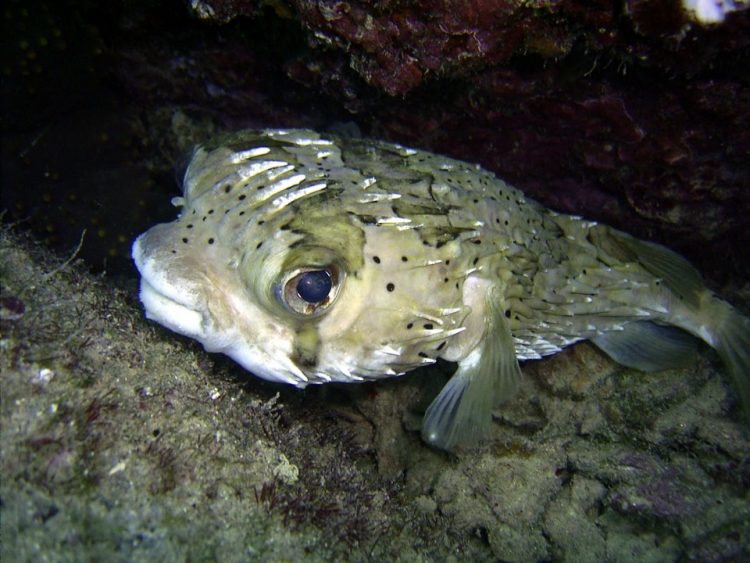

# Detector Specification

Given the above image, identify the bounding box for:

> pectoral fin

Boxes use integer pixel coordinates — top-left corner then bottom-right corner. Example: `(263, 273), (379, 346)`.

(421, 287), (522, 451)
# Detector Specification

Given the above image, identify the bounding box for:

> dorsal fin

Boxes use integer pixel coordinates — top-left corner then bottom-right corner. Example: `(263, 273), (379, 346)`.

(591, 226), (704, 308)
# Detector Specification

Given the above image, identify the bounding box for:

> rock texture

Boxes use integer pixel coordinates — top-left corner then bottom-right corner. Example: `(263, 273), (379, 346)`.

(2, 228), (748, 561)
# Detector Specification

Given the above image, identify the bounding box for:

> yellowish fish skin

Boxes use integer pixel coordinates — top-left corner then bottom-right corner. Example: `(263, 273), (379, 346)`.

(132, 129), (750, 451)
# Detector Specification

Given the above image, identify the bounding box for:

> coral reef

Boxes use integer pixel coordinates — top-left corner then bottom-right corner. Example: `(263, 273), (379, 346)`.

(276, 0), (750, 285)
(3, 0), (749, 283)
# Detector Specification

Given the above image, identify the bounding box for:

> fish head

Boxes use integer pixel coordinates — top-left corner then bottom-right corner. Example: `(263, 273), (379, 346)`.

(132, 130), (472, 387)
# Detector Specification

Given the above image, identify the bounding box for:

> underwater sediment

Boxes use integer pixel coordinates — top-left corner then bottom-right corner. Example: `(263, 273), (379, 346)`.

(1, 226), (749, 560)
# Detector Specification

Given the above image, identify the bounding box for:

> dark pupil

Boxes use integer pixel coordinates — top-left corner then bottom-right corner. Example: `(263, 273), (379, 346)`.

(296, 270), (332, 303)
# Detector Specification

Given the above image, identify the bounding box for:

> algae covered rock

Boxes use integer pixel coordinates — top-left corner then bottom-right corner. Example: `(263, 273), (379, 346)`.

(1, 218), (749, 560)
(0, 229), (403, 560)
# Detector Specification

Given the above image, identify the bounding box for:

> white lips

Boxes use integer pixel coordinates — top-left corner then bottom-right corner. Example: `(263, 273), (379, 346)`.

(132, 233), (207, 342)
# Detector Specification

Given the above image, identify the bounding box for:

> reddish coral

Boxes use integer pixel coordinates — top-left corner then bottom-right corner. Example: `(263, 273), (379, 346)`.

(3, 0), (748, 285)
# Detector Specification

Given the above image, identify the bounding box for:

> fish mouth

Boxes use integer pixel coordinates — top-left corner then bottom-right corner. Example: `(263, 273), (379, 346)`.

(138, 276), (206, 341)
(132, 231), (207, 341)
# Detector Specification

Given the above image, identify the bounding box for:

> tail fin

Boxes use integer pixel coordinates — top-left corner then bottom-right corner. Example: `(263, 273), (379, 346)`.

(597, 226), (750, 423)
(708, 298), (750, 424)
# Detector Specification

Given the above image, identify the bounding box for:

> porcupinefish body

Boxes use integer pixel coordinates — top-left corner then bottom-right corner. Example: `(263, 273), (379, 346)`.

(132, 129), (750, 451)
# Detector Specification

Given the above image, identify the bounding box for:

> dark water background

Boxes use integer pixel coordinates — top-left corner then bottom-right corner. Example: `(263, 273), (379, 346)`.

(2, 0), (336, 273)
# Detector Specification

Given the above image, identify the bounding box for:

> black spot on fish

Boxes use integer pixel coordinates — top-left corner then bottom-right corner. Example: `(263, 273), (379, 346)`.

(373, 256), (381, 264)
(256, 242), (263, 249)
(208, 238), (215, 245)
(182, 237), (188, 243)
(423, 323), (434, 330)
(224, 185), (232, 193)
(401, 256), (408, 262)
(238, 194), (246, 201)
(386, 283), (395, 292)
(358, 215), (378, 225)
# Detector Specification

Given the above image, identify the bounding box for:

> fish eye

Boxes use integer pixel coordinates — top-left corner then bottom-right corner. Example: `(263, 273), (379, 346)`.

(295, 270), (332, 303)
(277, 266), (341, 317)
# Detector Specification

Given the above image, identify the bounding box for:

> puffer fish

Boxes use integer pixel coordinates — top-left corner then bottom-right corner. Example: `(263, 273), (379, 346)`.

(132, 128), (750, 451)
